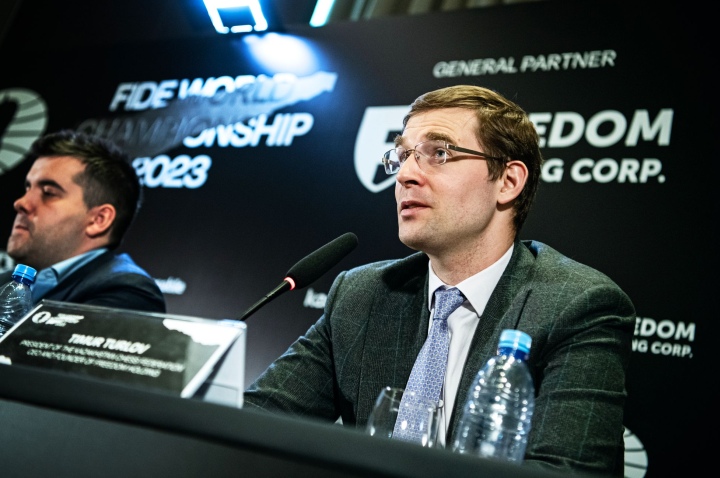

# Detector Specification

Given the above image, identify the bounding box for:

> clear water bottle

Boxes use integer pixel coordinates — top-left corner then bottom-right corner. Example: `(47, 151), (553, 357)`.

(0, 264), (38, 337)
(452, 329), (535, 464)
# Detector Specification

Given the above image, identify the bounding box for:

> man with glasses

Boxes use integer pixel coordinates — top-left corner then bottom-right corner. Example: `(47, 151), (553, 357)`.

(245, 85), (635, 476)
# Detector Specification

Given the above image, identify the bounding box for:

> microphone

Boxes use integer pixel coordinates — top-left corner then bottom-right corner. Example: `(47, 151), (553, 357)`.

(238, 232), (359, 321)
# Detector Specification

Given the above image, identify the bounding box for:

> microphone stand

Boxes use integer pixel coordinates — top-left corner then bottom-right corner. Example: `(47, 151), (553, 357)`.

(238, 280), (291, 322)
(235, 232), (357, 322)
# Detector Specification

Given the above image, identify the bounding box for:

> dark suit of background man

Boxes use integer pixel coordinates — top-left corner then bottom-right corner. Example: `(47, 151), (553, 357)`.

(0, 129), (165, 313)
(244, 85), (636, 476)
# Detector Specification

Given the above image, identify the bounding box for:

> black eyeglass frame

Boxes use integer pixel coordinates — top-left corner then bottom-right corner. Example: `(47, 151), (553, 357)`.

(381, 140), (504, 175)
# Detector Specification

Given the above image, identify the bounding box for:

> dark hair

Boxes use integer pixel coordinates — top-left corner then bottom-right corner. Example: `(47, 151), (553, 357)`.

(28, 129), (141, 249)
(404, 85), (544, 233)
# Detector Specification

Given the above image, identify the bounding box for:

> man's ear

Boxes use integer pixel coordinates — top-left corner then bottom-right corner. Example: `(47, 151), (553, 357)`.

(86, 204), (116, 238)
(498, 160), (528, 205)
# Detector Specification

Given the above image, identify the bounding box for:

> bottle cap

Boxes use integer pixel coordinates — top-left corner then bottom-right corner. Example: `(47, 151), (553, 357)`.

(12, 264), (37, 283)
(499, 329), (532, 354)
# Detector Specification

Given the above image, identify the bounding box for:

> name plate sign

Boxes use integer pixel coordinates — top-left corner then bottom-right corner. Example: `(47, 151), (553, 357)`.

(0, 300), (245, 398)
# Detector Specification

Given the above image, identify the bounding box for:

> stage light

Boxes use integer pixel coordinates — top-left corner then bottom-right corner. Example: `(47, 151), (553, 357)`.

(203, 0), (268, 34)
(241, 33), (319, 75)
(310, 0), (335, 27)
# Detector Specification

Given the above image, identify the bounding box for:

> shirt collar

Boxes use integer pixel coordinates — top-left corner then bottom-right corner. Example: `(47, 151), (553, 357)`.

(427, 244), (514, 316)
(31, 249), (107, 302)
(44, 248), (108, 283)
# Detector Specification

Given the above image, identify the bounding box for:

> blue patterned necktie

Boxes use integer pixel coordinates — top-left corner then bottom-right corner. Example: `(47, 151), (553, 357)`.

(393, 286), (465, 442)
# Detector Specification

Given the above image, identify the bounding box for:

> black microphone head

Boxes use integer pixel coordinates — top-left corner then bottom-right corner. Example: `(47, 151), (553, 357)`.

(286, 232), (358, 289)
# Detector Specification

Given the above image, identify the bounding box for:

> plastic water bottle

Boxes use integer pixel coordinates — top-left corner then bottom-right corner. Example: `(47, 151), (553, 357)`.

(452, 329), (535, 464)
(0, 264), (38, 337)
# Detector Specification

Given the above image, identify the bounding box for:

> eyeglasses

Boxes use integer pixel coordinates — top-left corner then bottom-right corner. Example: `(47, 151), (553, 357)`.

(381, 140), (504, 175)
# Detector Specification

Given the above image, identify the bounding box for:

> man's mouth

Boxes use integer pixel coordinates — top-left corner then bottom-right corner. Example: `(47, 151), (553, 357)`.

(12, 217), (30, 233)
(399, 200), (428, 216)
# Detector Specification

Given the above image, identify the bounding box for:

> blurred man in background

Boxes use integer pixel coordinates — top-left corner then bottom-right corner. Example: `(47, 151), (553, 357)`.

(0, 129), (165, 313)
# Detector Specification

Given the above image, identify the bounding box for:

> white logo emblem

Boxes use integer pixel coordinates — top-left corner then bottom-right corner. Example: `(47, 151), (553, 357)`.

(0, 88), (48, 176)
(31, 311), (84, 327)
(624, 426), (648, 478)
(354, 105), (409, 193)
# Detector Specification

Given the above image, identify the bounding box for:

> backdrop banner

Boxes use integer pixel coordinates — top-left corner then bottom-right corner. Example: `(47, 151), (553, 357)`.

(0, 1), (713, 476)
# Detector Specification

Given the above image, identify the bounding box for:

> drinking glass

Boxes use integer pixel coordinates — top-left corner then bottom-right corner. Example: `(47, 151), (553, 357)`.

(366, 386), (440, 447)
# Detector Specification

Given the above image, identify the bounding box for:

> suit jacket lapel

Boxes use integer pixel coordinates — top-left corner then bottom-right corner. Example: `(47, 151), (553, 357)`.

(447, 240), (536, 439)
(357, 253), (430, 421)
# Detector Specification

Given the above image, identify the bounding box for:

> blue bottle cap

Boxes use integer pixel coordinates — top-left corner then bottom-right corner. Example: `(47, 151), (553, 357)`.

(499, 329), (532, 354)
(12, 264), (37, 283)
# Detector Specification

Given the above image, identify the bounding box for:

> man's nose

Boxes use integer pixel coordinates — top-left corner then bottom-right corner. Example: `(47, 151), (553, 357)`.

(13, 192), (31, 213)
(396, 151), (424, 183)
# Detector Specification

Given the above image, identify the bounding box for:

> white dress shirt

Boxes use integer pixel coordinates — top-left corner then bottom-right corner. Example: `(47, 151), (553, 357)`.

(427, 244), (513, 447)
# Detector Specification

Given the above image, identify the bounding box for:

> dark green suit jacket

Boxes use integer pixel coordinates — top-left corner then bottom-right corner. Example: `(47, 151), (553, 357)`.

(244, 240), (635, 476)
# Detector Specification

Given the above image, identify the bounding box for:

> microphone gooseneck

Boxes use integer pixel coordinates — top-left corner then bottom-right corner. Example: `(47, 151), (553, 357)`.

(238, 232), (358, 321)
